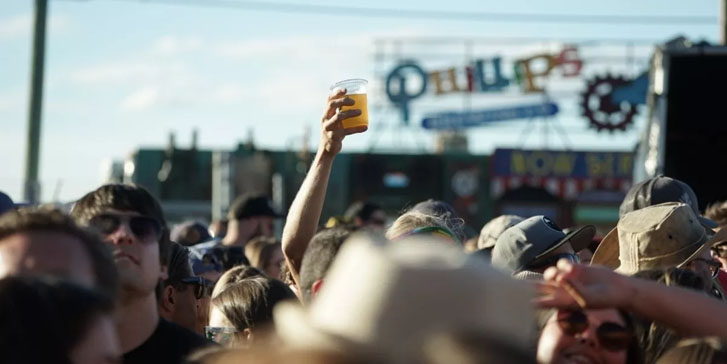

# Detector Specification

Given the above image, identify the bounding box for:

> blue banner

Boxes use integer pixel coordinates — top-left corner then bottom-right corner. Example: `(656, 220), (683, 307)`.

(493, 149), (634, 179)
(422, 102), (559, 130)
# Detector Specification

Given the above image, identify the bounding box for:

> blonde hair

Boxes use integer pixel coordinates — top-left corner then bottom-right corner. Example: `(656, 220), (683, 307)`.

(244, 237), (281, 273)
(211, 265), (264, 298)
(385, 211), (461, 241)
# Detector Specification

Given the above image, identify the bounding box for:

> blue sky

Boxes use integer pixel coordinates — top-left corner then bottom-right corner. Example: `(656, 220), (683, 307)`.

(0, 0), (720, 202)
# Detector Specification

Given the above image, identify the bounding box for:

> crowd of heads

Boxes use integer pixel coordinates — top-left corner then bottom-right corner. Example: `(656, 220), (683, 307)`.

(4, 173), (727, 363)
(5, 139), (727, 364)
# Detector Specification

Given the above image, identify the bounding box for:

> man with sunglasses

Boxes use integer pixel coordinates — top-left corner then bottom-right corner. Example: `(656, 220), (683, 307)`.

(491, 216), (596, 279)
(159, 242), (205, 332)
(72, 184), (211, 364)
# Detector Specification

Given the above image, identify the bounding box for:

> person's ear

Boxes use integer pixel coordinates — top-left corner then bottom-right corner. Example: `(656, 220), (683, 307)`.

(160, 285), (176, 314)
(159, 264), (168, 281)
(242, 328), (254, 342)
(312, 279), (324, 297)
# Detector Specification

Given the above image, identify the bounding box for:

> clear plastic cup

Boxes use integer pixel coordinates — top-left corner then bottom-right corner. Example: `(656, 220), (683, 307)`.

(330, 79), (368, 129)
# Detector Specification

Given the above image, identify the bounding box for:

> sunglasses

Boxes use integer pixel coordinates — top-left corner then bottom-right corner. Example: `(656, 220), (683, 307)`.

(685, 257), (722, 278)
(712, 245), (727, 259)
(527, 253), (580, 270)
(179, 277), (208, 299)
(205, 326), (237, 345)
(557, 310), (633, 352)
(89, 213), (162, 242)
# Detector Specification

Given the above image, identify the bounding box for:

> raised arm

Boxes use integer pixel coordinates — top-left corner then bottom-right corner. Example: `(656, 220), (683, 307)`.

(536, 260), (727, 338)
(282, 88), (366, 286)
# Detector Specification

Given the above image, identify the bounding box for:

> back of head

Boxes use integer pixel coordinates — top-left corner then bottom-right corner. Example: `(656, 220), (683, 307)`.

(212, 265), (265, 298)
(344, 201), (383, 224)
(299, 226), (355, 302)
(620, 177), (714, 229)
(245, 236), (281, 270)
(212, 276), (296, 331)
(0, 276), (113, 364)
(477, 215), (525, 250)
(385, 210), (461, 244)
(171, 221), (211, 247)
(0, 207), (119, 301)
(228, 194), (277, 221)
(705, 201), (727, 228)
(71, 184), (171, 264)
(164, 242), (193, 286)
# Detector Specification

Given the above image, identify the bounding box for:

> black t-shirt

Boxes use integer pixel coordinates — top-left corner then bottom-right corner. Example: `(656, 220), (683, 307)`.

(123, 318), (213, 364)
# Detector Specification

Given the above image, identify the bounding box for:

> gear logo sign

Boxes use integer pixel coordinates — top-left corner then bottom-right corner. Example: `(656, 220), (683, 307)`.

(580, 74), (639, 133)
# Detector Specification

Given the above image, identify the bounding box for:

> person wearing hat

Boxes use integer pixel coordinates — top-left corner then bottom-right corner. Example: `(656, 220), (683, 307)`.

(620, 176), (717, 228)
(491, 216), (596, 279)
(274, 233), (536, 364)
(592, 202), (724, 296)
(477, 215), (525, 254)
(221, 194), (280, 248)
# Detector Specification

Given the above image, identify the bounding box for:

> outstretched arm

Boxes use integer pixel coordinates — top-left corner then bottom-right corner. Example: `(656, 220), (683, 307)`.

(281, 88), (366, 286)
(536, 260), (727, 337)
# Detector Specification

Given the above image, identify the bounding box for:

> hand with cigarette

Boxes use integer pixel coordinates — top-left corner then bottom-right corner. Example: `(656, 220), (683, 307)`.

(535, 259), (727, 337)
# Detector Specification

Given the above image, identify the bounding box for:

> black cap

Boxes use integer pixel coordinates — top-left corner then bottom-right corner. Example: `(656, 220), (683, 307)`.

(228, 194), (281, 220)
(620, 176), (716, 228)
(491, 216), (595, 274)
(0, 191), (15, 215)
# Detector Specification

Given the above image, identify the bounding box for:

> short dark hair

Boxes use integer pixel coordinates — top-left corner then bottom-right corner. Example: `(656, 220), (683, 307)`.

(163, 242), (193, 287)
(0, 276), (114, 364)
(71, 184), (171, 265)
(344, 201), (383, 223)
(0, 207), (119, 301)
(299, 226), (355, 302)
(212, 276), (296, 331)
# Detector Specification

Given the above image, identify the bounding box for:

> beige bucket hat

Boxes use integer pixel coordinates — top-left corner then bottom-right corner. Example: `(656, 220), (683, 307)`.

(273, 233), (535, 363)
(591, 202), (722, 274)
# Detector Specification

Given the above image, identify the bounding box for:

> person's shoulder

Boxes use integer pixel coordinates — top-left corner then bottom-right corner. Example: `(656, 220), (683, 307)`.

(157, 319), (214, 349)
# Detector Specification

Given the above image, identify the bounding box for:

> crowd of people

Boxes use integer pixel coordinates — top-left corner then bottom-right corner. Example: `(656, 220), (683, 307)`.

(2, 88), (727, 363)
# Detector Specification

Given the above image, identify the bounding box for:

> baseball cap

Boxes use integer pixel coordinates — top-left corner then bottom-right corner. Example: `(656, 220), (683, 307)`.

(491, 216), (596, 274)
(620, 176), (716, 228)
(477, 215), (525, 250)
(228, 194), (281, 220)
(0, 191), (15, 215)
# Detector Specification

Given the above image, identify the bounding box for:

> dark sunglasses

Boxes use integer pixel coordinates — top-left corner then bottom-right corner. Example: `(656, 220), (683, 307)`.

(179, 277), (206, 299)
(686, 257), (722, 278)
(527, 253), (580, 270)
(557, 310), (633, 352)
(89, 213), (162, 241)
(712, 245), (727, 259)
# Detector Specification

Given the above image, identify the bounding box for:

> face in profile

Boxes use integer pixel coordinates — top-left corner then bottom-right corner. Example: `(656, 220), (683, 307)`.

(537, 309), (632, 364)
(0, 231), (95, 287)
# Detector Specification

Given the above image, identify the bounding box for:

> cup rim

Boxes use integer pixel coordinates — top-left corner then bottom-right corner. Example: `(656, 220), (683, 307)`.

(330, 78), (368, 90)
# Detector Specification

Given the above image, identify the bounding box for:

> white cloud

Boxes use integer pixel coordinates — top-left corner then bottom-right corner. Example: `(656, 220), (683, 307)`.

(120, 86), (159, 111)
(152, 35), (204, 55)
(0, 13), (70, 41)
(0, 14), (31, 40)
